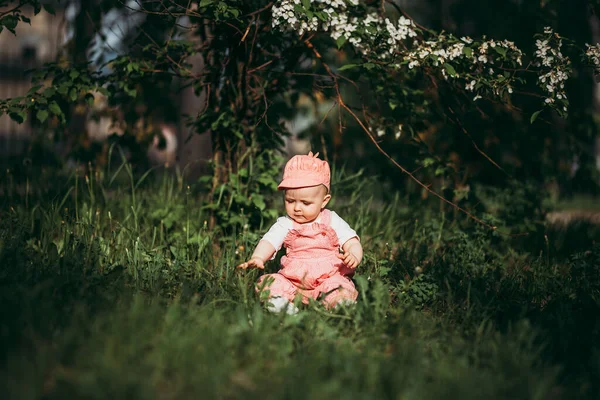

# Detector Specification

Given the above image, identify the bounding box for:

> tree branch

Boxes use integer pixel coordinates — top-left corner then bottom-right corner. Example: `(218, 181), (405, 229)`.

(305, 38), (529, 236)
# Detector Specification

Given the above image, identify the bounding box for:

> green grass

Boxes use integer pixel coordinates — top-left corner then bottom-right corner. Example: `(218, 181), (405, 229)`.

(550, 194), (600, 211)
(0, 159), (598, 399)
(3, 297), (560, 400)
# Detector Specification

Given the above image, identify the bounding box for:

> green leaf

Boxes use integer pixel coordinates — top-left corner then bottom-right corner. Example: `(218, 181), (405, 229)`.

(8, 111), (26, 124)
(530, 110), (542, 124)
(199, 0), (214, 7)
(443, 63), (457, 77)
(124, 86), (137, 97)
(256, 175), (277, 189)
(422, 157), (436, 167)
(1, 15), (19, 33)
(493, 46), (507, 57)
(69, 88), (78, 102)
(315, 11), (327, 21)
(336, 36), (346, 49)
(252, 196), (266, 211)
(48, 101), (61, 115)
(302, 0), (311, 9)
(338, 63), (358, 71)
(27, 85), (43, 95)
(233, 193), (247, 205)
(43, 87), (56, 97)
(363, 62), (375, 70)
(84, 93), (95, 106)
(43, 4), (56, 15)
(8, 97), (23, 105)
(57, 85), (69, 95)
(69, 70), (80, 79)
(36, 109), (49, 123)
(463, 47), (473, 58)
(233, 129), (243, 139)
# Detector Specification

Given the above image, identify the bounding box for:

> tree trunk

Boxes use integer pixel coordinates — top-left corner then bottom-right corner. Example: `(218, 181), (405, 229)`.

(176, 51), (212, 180)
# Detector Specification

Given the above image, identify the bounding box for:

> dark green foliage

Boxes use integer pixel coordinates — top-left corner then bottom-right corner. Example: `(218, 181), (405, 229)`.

(200, 149), (284, 231)
(0, 157), (598, 398)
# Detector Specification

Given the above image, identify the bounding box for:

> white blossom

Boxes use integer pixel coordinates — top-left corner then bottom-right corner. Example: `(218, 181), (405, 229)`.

(271, 1), (559, 111)
(534, 27), (570, 108)
(408, 60), (419, 69)
(395, 124), (403, 139)
(585, 43), (600, 74)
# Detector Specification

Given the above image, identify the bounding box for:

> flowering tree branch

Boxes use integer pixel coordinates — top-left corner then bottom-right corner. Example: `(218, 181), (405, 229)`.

(271, 0), (600, 122)
(306, 37), (525, 234)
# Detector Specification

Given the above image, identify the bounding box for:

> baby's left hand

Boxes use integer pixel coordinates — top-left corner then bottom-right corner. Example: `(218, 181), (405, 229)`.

(337, 252), (359, 269)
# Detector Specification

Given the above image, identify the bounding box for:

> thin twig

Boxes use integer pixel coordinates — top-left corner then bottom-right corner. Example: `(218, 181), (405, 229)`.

(244, 2), (274, 17)
(447, 106), (510, 177)
(0, 0), (26, 19)
(240, 22), (251, 43)
(247, 59), (273, 74)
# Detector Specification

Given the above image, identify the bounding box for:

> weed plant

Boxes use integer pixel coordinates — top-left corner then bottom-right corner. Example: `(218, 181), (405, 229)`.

(0, 151), (598, 399)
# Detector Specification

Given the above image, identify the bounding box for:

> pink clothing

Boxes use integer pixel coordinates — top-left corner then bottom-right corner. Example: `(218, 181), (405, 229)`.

(260, 211), (358, 260)
(257, 209), (358, 308)
(278, 151), (331, 191)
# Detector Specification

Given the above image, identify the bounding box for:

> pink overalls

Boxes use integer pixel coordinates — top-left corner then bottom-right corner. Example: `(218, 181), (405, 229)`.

(257, 209), (358, 308)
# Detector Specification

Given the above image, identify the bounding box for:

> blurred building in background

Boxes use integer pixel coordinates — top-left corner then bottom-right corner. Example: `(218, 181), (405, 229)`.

(0, 4), (65, 154)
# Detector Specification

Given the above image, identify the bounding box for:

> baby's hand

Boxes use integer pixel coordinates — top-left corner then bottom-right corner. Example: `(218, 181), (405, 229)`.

(337, 252), (359, 269)
(236, 257), (265, 270)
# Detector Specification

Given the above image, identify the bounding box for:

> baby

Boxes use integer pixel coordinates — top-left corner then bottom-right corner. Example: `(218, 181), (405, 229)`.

(237, 151), (363, 314)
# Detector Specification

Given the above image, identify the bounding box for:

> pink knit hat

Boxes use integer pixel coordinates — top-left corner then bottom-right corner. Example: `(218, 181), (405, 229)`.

(278, 151), (331, 191)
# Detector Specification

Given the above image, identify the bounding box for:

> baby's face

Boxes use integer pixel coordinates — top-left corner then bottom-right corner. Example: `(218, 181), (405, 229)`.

(284, 185), (331, 224)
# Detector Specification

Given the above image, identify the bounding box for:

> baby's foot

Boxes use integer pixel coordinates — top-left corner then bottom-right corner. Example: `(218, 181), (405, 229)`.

(266, 296), (299, 315)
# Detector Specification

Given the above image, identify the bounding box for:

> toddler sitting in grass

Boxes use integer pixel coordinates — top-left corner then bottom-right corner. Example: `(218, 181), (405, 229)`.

(237, 151), (362, 314)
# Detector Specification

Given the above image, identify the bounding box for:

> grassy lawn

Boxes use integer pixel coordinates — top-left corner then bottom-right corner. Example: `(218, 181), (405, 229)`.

(0, 161), (598, 400)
